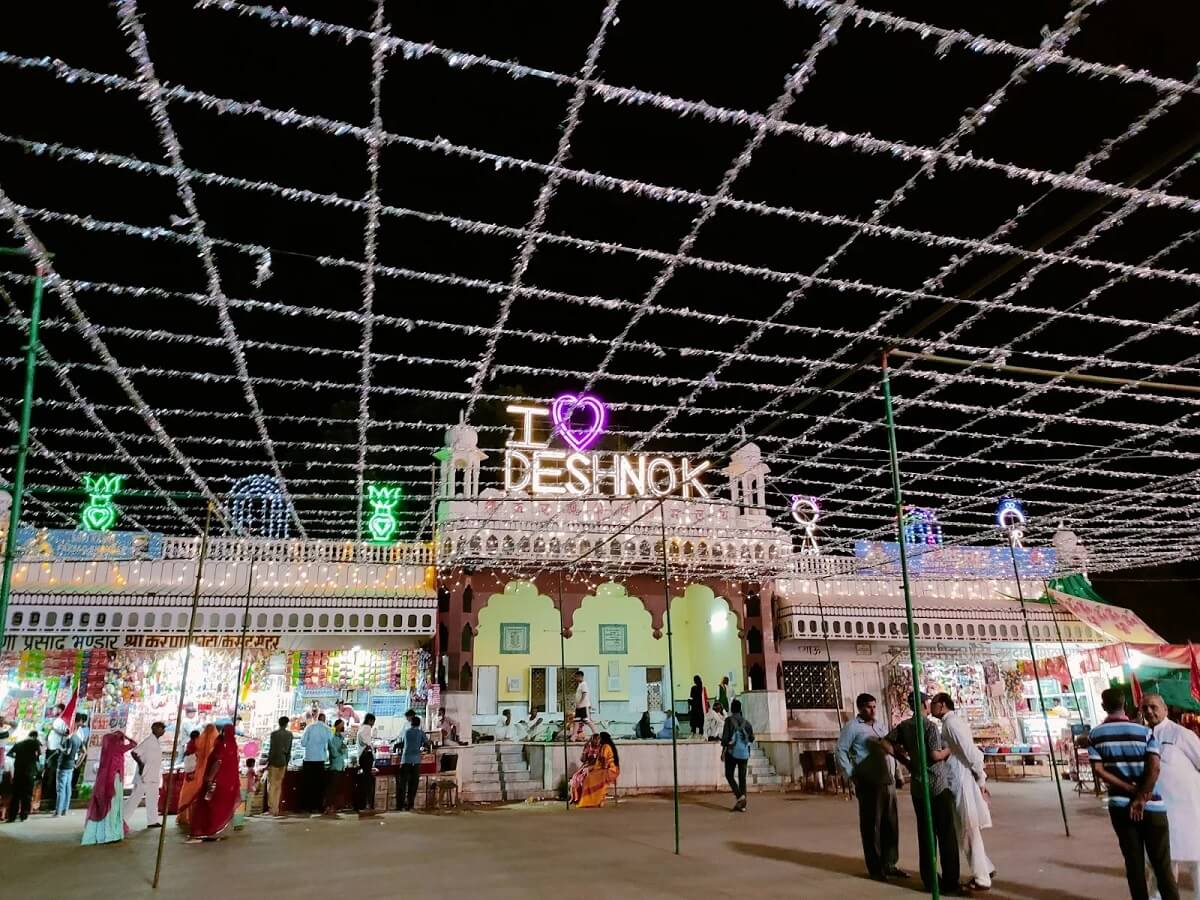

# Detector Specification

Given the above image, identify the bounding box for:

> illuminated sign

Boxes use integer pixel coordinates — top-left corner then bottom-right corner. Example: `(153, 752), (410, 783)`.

(996, 496), (1027, 548)
(80, 474), (122, 532)
(365, 483), (402, 544)
(900, 505), (942, 546)
(503, 395), (710, 499)
(790, 495), (820, 554)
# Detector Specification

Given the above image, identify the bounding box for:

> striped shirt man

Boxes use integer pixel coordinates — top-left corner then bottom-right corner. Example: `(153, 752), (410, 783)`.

(1088, 715), (1166, 812)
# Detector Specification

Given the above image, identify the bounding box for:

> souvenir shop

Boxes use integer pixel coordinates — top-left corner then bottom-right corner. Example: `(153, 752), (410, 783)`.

(0, 634), (436, 793)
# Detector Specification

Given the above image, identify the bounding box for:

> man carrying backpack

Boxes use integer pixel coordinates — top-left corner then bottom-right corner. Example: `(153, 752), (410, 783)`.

(721, 699), (755, 811)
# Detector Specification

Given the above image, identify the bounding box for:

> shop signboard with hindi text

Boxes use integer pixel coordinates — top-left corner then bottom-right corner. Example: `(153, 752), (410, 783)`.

(1047, 589), (1164, 644)
(11, 527), (164, 561)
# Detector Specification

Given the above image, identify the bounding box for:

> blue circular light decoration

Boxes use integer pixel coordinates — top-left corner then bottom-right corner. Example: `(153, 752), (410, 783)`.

(996, 496), (1027, 531)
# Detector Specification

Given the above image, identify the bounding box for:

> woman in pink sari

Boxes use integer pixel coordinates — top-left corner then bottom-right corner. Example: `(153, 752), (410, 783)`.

(187, 724), (240, 842)
(568, 734), (601, 805)
(81, 730), (137, 845)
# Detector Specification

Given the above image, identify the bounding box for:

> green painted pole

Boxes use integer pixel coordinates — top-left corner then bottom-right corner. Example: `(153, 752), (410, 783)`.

(881, 355), (939, 900)
(660, 502), (680, 855)
(1010, 543), (1071, 837)
(0, 268), (44, 651)
(557, 572), (570, 811)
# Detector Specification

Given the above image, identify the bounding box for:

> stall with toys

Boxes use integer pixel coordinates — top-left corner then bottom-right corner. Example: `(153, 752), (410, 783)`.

(2, 639), (436, 810)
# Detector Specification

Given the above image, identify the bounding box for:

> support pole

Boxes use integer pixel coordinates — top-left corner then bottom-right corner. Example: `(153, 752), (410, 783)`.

(881, 355), (939, 900)
(230, 555), (258, 727)
(557, 571), (569, 811)
(153, 503), (215, 889)
(0, 268), (43, 649)
(1043, 579), (1087, 729)
(660, 502), (680, 855)
(1009, 540), (1071, 837)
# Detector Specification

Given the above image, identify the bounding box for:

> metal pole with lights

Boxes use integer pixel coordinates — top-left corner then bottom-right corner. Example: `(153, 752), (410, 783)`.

(154, 503), (215, 888)
(881, 354), (939, 900)
(0, 248), (44, 652)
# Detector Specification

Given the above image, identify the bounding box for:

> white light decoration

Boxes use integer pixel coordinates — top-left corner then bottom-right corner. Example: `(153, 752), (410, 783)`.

(0, 0), (1195, 577)
(996, 497), (1028, 549)
(229, 475), (292, 539)
(790, 495), (821, 555)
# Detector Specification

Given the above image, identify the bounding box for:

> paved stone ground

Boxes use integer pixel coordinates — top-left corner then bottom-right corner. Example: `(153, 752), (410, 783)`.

(1, 780), (1179, 899)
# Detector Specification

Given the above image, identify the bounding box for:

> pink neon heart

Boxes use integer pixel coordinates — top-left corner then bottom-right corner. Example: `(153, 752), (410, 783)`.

(551, 393), (607, 453)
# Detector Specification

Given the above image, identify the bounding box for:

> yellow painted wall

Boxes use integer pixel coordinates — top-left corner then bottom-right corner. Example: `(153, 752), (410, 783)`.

(474, 581), (668, 703)
(473, 581), (743, 708)
(668, 584), (742, 702)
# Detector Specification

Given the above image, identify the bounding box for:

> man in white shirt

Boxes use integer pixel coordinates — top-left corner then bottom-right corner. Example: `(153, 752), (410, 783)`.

(125, 721), (166, 829)
(571, 670), (595, 740)
(357, 713), (376, 760)
(42, 704), (69, 807)
(434, 707), (459, 745)
(930, 693), (993, 891)
(1142, 693), (1200, 897)
(519, 709), (545, 741)
(704, 701), (728, 741)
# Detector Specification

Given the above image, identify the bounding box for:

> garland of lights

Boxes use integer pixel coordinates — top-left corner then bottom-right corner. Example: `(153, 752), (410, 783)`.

(0, 4), (1198, 570)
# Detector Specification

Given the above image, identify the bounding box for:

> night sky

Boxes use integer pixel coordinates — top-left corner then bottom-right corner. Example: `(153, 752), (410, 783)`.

(1, 2), (1199, 601)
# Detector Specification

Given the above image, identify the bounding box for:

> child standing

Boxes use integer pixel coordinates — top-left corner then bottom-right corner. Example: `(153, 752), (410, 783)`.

(234, 757), (259, 829)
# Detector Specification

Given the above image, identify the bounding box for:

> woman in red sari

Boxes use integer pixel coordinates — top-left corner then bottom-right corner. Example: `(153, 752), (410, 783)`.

(176, 724), (217, 832)
(187, 724), (240, 842)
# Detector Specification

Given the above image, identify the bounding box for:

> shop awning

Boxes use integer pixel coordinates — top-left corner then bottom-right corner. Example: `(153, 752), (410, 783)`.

(1047, 588), (1165, 644)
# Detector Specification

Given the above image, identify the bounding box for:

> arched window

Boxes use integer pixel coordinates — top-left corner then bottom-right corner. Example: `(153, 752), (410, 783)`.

(421, 614), (432, 628)
(855, 621), (864, 635)
(459, 661), (473, 692)
(748, 663), (765, 691)
(408, 614), (417, 628)
(462, 586), (473, 613)
(439, 622), (449, 653)
(461, 624), (473, 652)
(745, 594), (761, 618)
(747, 626), (764, 655)
(438, 588), (450, 613)
(967, 624), (975, 637)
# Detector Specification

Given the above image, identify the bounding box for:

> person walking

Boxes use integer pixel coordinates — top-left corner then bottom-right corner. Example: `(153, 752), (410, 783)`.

(300, 713), (332, 816)
(931, 693), (993, 891)
(1089, 688), (1179, 900)
(689, 675), (707, 737)
(125, 721), (166, 829)
(1142, 694), (1200, 899)
(7, 731), (42, 822)
(397, 714), (426, 812)
(54, 723), (86, 818)
(836, 693), (904, 882)
(81, 730), (138, 845)
(882, 692), (961, 895)
(70, 713), (91, 802)
(266, 716), (293, 816)
(571, 671), (595, 740)
(721, 699), (755, 812)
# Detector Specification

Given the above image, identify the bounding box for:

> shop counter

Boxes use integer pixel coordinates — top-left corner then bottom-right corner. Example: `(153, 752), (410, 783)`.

(265, 759), (436, 813)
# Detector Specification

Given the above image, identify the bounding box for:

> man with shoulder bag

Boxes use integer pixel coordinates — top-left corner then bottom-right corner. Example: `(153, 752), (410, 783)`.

(721, 699), (755, 812)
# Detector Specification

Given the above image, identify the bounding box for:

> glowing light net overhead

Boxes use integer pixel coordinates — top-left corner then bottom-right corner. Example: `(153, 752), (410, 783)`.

(0, 0), (1197, 575)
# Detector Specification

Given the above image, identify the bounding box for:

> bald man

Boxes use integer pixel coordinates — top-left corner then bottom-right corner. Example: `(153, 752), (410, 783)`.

(1142, 694), (1200, 899)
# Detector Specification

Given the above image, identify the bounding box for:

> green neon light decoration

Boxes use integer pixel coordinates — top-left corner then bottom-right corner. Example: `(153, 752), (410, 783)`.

(80, 473), (123, 531)
(365, 483), (402, 544)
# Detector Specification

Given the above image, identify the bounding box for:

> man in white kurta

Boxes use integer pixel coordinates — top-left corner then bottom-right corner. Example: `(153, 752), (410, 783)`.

(1143, 695), (1200, 899)
(124, 721), (166, 828)
(931, 693), (994, 890)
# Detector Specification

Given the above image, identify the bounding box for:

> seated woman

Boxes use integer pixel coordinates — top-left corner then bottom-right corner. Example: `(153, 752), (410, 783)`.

(635, 712), (654, 740)
(574, 732), (621, 808)
(568, 735), (600, 804)
(186, 724), (240, 843)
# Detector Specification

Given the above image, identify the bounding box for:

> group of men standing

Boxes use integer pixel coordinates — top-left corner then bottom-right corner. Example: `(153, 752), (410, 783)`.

(837, 691), (993, 895)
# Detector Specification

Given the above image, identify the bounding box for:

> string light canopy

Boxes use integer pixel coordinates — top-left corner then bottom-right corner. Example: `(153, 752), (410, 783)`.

(0, 1), (1198, 576)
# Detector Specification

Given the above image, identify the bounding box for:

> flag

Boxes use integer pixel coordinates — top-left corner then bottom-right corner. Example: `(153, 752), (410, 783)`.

(1190, 642), (1200, 705)
(61, 684), (79, 725)
(1130, 668), (1143, 708)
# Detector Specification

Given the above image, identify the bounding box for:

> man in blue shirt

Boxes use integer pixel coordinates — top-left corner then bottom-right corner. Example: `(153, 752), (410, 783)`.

(1088, 688), (1178, 900)
(837, 693), (903, 882)
(396, 714), (426, 812)
(300, 713), (333, 816)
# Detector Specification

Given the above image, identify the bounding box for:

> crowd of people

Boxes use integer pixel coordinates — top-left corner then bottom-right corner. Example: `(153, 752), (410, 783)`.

(836, 687), (1200, 898)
